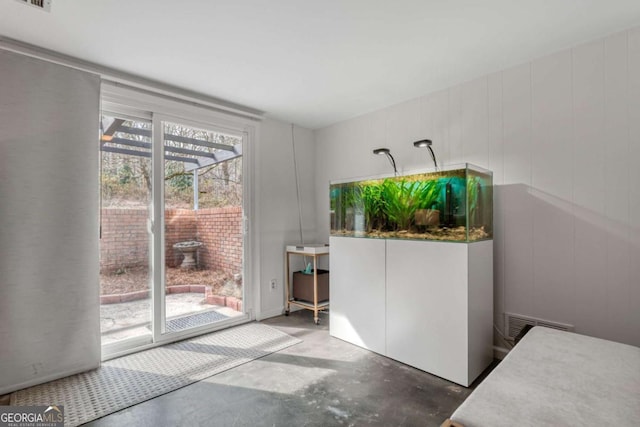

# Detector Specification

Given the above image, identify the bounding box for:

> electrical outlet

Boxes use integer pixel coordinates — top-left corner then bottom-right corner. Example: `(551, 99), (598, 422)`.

(270, 279), (277, 290)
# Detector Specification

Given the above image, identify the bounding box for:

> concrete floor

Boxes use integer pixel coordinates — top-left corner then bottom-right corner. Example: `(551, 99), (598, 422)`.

(86, 310), (496, 427)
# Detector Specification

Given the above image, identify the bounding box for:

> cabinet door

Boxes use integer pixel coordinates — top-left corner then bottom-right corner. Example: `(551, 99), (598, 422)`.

(468, 240), (494, 383)
(329, 237), (386, 354)
(386, 240), (469, 386)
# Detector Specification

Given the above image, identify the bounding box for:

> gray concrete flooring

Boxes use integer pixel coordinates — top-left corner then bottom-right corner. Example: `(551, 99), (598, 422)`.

(86, 310), (496, 427)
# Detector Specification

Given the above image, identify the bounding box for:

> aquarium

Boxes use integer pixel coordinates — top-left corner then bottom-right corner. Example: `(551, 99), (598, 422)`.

(330, 164), (493, 242)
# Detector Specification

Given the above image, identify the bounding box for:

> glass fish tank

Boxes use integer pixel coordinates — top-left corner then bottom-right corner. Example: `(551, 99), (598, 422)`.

(330, 163), (493, 242)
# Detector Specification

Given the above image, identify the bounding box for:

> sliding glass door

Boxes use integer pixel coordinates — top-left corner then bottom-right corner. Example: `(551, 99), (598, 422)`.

(99, 112), (153, 350)
(160, 119), (245, 336)
(100, 104), (250, 358)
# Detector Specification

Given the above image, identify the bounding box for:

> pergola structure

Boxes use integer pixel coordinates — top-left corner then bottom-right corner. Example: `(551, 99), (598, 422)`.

(100, 118), (242, 209)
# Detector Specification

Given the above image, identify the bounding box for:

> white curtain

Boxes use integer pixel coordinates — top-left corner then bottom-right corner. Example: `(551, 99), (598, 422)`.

(0, 50), (101, 394)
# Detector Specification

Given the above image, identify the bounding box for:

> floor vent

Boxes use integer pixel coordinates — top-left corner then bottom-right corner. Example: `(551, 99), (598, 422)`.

(504, 312), (574, 339)
(15, 0), (52, 12)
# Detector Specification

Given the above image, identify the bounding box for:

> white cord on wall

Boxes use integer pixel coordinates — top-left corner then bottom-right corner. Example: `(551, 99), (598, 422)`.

(291, 124), (305, 246)
(291, 124), (309, 267)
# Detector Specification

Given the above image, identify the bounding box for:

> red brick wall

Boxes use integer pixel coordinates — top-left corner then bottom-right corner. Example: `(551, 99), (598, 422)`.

(196, 206), (243, 275)
(100, 207), (242, 274)
(100, 208), (150, 272)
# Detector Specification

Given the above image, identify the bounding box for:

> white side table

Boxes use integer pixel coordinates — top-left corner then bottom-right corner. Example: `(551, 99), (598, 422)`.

(284, 244), (330, 324)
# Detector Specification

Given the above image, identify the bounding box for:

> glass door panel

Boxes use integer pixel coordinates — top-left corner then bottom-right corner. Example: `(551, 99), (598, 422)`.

(99, 114), (153, 348)
(162, 121), (245, 334)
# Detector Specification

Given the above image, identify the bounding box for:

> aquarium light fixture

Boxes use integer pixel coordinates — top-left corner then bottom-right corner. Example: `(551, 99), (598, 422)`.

(373, 148), (398, 175)
(414, 139), (438, 170)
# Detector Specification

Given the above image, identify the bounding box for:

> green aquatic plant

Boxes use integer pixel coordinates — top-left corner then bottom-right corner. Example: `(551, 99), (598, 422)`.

(339, 185), (362, 231)
(413, 179), (442, 227)
(359, 182), (384, 231)
(333, 176), (442, 233)
(381, 179), (425, 231)
(330, 184), (358, 231)
(415, 180), (441, 210)
(342, 185), (360, 212)
(329, 187), (339, 212)
(467, 175), (481, 226)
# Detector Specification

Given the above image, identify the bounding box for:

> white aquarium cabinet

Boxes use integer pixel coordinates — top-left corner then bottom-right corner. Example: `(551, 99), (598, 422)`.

(330, 237), (493, 386)
(328, 237), (386, 354)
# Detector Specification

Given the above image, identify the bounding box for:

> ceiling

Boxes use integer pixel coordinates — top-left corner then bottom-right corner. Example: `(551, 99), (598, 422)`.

(2, 1), (640, 129)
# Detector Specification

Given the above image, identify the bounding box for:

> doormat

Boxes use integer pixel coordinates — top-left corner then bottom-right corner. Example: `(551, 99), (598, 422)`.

(165, 310), (229, 332)
(12, 323), (301, 426)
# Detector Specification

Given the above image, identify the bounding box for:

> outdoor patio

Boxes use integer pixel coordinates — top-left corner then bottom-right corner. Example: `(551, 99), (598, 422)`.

(100, 265), (244, 342)
(100, 293), (243, 345)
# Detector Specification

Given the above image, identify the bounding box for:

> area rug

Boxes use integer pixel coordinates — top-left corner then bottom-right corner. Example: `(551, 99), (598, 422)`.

(12, 323), (301, 426)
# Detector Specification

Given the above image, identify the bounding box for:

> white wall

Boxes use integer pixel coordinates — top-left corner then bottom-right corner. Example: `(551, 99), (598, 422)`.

(255, 119), (317, 319)
(314, 28), (640, 347)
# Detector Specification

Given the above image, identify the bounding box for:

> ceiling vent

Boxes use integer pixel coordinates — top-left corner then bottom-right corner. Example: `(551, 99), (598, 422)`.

(15, 0), (51, 12)
(504, 312), (574, 339)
